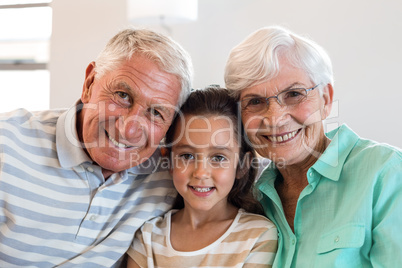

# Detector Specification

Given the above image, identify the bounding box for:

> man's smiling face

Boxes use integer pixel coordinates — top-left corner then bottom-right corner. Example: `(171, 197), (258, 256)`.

(78, 55), (181, 178)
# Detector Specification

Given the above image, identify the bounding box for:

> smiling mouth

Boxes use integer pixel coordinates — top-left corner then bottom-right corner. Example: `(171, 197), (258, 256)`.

(191, 186), (214, 192)
(265, 129), (300, 143)
(106, 131), (133, 149)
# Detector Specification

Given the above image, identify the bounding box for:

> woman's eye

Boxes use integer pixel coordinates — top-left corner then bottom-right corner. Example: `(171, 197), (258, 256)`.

(284, 89), (305, 98)
(288, 91), (302, 97)
(248, 97), (263, 106)
(280, 89), (307, 105)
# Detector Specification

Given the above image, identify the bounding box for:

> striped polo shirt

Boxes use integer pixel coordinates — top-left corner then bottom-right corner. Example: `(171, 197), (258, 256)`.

(128, 209), (278, 267)
(0, 105), (177, 267)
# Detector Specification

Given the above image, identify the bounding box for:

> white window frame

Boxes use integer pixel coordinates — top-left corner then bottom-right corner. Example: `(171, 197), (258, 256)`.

(0, 2), (50, 71)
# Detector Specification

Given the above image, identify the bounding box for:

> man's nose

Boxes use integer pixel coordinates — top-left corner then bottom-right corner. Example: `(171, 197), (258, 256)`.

(116, 107), (145, 139)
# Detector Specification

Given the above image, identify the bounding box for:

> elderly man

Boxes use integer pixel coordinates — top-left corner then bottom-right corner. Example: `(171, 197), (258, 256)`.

(0, 28), (193, 267)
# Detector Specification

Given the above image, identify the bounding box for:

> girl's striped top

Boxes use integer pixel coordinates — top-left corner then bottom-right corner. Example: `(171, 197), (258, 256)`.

(128, 208), (278, 267)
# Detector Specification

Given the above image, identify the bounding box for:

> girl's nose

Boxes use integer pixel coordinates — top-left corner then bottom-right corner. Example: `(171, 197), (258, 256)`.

(192, 157), (211, 180)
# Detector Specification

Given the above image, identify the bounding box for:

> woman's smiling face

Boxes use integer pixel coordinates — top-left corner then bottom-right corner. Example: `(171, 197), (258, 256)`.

(240, 58), (333, 167)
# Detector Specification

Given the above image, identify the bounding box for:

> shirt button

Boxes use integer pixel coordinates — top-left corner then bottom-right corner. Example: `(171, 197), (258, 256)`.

(309, 172), (313, 177)
(89, 215), (97, 221)
(87, 167), (94, 172)
(292, 239), (296, 245)
(334, 236), (340, 243)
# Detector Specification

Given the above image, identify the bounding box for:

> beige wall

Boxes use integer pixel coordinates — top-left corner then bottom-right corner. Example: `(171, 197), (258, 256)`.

(50, 0), (402, 148)
(49, 0), (128, 108)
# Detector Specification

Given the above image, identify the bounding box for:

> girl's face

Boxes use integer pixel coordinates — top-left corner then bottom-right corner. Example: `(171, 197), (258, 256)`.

(170, 114), (240, 214)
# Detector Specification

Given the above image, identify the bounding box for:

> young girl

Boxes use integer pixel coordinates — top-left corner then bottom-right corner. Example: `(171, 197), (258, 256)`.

(127, 87), (277, 267)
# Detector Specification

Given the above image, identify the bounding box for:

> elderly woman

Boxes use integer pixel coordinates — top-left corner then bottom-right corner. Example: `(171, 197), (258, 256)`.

(224, 26), (402, 267)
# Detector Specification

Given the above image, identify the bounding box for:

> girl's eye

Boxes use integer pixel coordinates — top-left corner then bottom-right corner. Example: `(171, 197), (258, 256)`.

(179, 153), (194, 160)
(211, 155), (227, 162)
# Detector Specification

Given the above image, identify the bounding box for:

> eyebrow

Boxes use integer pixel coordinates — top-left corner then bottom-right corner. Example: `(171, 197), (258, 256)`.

(113, 81), (132, 91)
(242, 82), (306, 98)
(173, 144), (233, 152)
(112, 81), (174, 117)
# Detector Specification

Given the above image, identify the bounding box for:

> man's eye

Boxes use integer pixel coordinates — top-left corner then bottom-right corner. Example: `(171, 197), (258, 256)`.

(116, 91), (130, 101)
(149, 108), (163, 119)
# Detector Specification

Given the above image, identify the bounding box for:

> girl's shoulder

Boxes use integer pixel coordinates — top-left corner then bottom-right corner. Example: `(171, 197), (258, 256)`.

(141, 209), (178, 233)
(235, 209), (276, 230)
(223, 209), (277, 245)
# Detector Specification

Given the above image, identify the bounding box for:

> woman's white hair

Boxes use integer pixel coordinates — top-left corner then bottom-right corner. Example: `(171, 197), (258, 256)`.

(224, 26), (333, 97)
(95, 28), (193, 106)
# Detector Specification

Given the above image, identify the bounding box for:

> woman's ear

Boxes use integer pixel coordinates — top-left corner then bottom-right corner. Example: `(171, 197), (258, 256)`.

(321, 83), (334, 120)
(81, 62), (96, 103)
(236, 152), (252, 179)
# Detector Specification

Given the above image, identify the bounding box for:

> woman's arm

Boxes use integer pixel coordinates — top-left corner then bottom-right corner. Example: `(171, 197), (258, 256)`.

(370, 160), (402, 267)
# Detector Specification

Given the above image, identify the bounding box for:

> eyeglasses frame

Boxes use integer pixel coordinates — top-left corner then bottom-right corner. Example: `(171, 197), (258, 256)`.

(240, 83), (321, 112)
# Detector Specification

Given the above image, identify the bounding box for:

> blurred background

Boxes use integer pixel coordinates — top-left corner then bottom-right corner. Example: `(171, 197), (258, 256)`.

(0, 0), (401, 148)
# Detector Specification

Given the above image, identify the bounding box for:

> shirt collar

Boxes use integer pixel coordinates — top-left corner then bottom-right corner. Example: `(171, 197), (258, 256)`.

(56, 100), (92, 168)
(256, 161), (280, 193)
(56, 100), (168, 175)
(257, 124), (360, 187)
(312, 124), (360, 181)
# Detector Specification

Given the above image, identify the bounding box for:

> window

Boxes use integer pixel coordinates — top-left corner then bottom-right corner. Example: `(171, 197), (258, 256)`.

(0, 0), (52, 112)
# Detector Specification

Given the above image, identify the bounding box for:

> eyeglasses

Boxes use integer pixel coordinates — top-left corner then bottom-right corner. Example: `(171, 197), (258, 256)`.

(240, 84), (320, 113)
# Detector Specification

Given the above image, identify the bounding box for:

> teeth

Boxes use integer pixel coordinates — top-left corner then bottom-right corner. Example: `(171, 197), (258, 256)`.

(268, 130), (298, 143)
(192, 187), (213, 192)
(108, 134), (130, 148)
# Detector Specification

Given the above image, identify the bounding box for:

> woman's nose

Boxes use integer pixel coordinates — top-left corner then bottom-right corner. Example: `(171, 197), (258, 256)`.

(261, 101), (288, 127)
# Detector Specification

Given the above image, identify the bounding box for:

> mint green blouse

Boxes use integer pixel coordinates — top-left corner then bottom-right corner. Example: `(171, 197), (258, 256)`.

(257, 124), (402, 267)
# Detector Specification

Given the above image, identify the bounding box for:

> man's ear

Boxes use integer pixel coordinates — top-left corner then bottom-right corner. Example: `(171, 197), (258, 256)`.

(81, 62), (96, 103)
(321, 83), (334, 120)
(236, 152), (252, 179)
